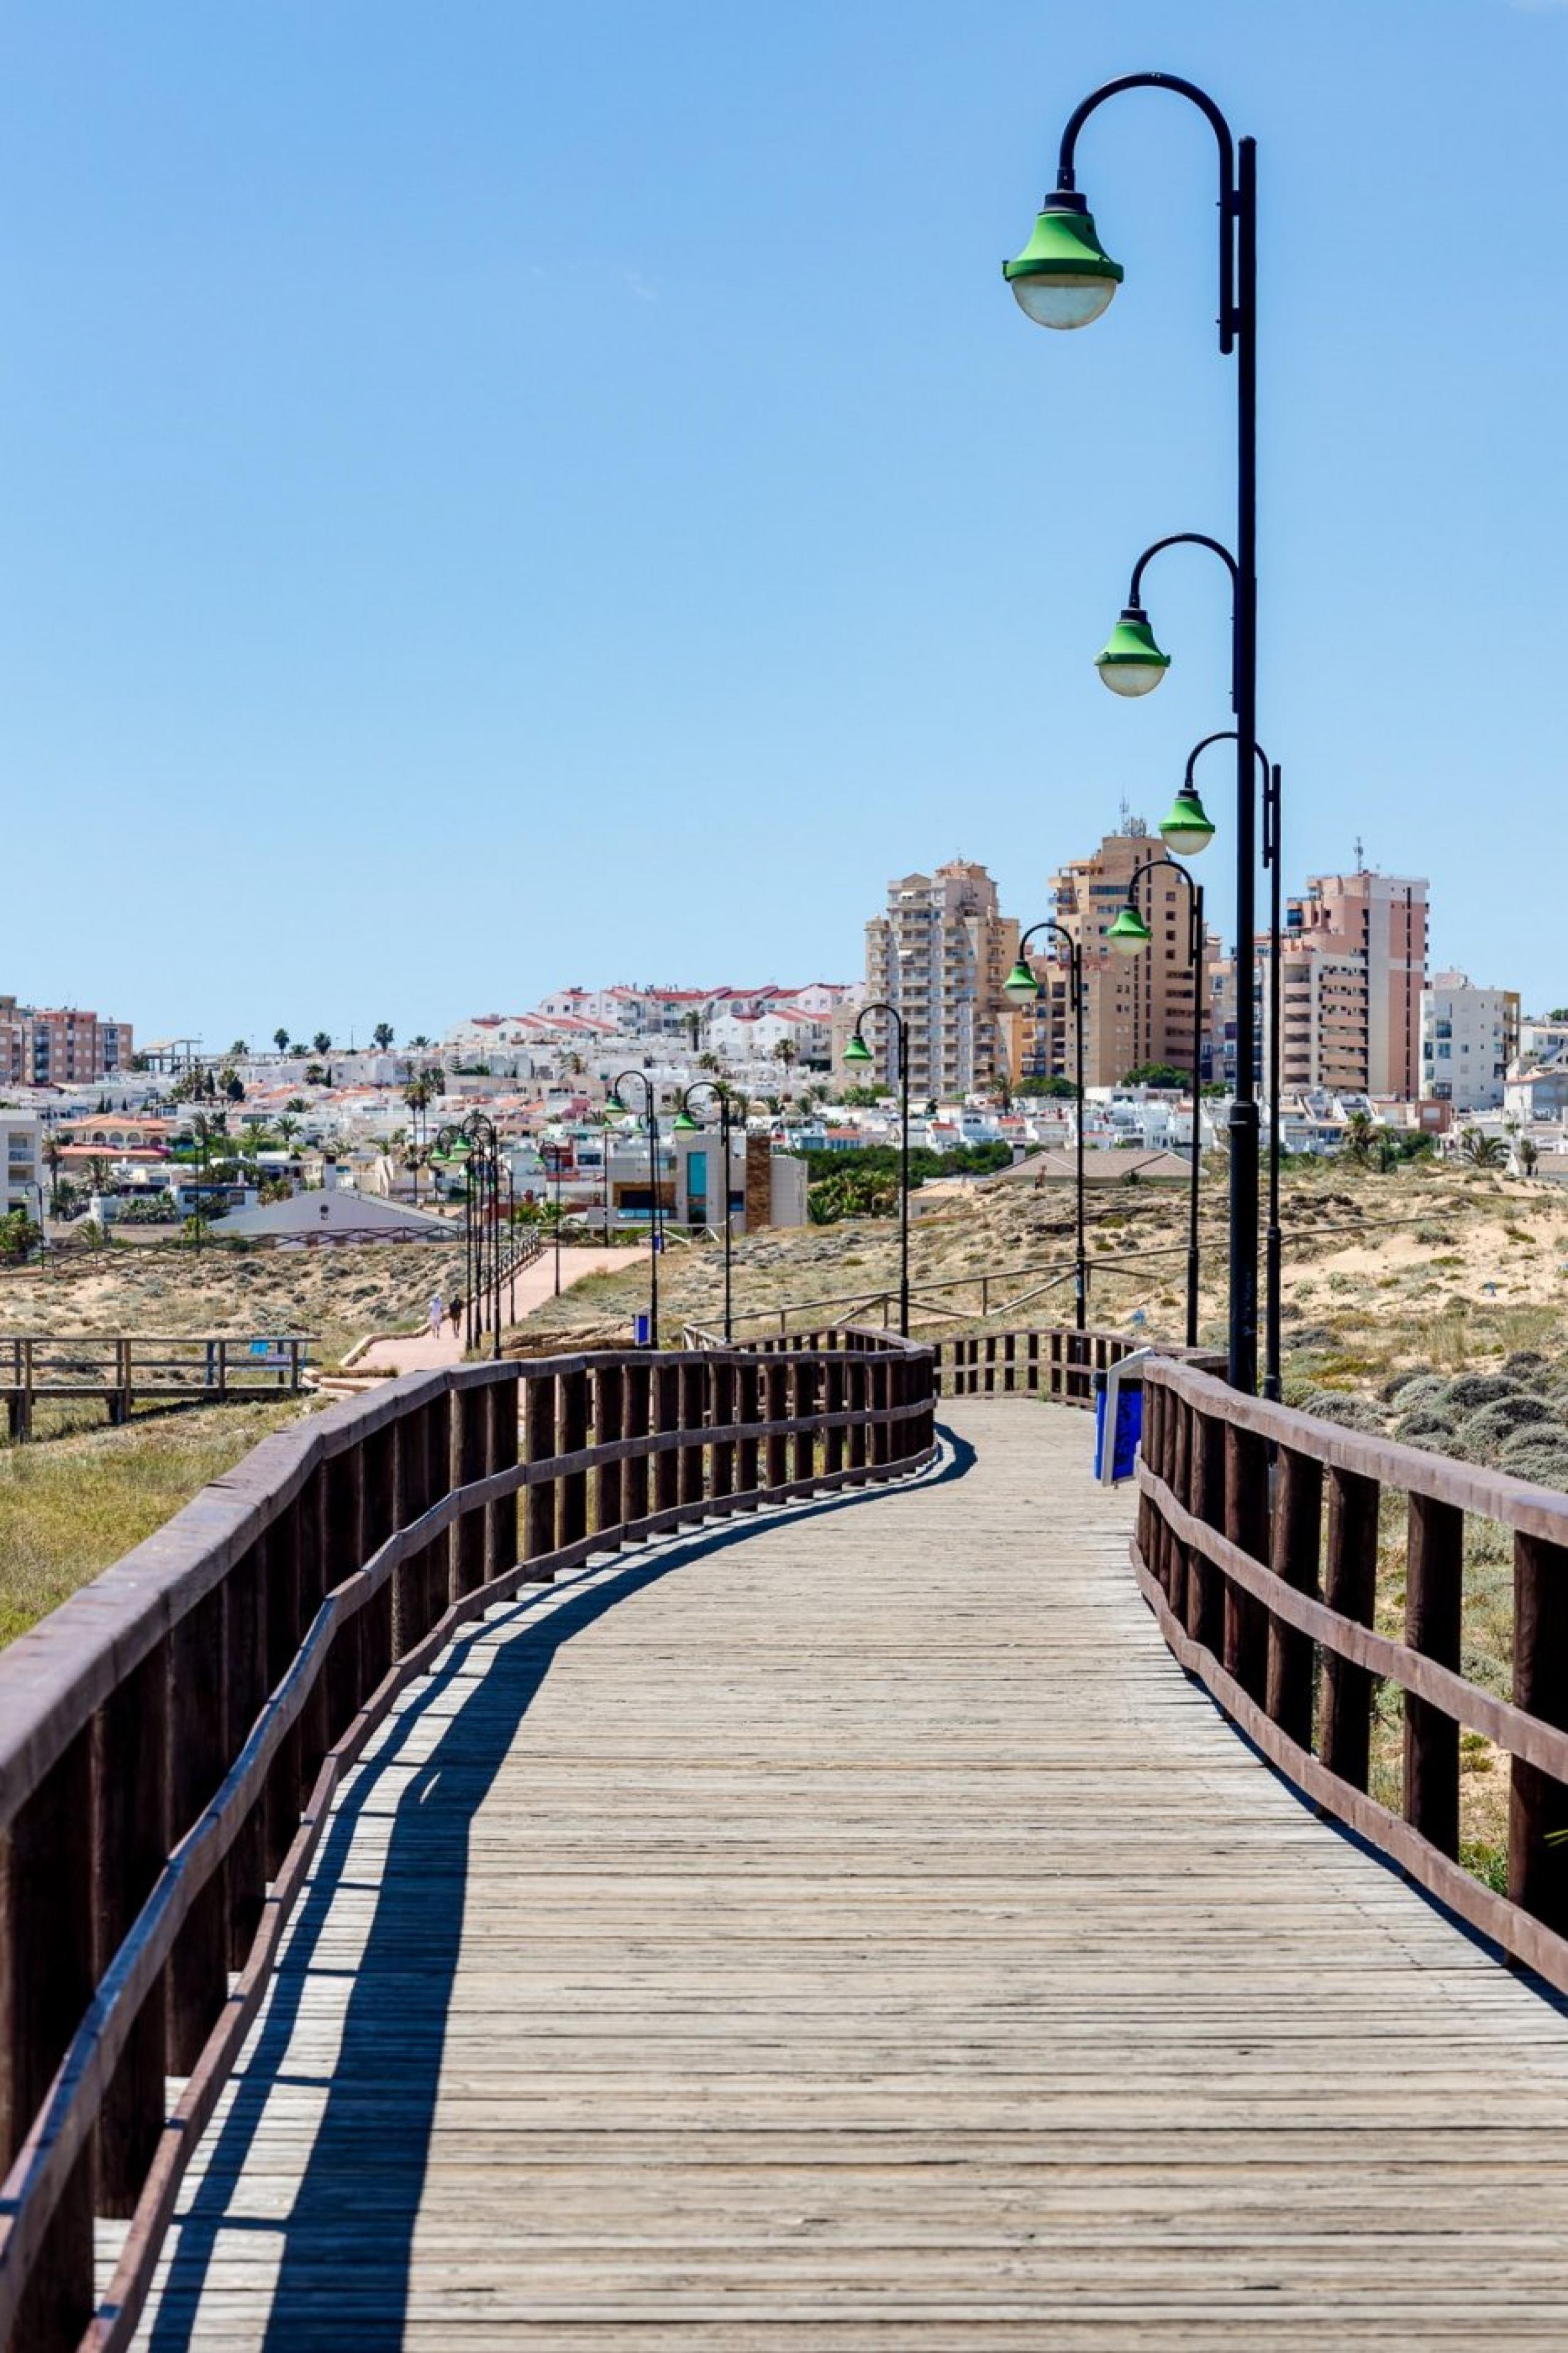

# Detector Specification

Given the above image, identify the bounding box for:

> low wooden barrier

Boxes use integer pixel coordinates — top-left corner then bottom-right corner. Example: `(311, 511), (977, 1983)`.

(1136, 1357), (1568, 1998)
(934, 1326), (1135, 1405)
(0, 1329), (936, 2352)
(2, 1334), (311, 1440)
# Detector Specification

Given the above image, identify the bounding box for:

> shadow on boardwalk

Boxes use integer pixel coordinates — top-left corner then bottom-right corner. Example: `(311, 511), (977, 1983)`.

(147, 1433), (973, 2352)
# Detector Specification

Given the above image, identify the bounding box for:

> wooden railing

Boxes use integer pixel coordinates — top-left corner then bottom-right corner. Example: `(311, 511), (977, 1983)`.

(0, 1330), (936, 2353)
(3, 1334), (312, 1440)
(1136, 1357), (1568, 1998)
(934, 1326), (1144, 1407)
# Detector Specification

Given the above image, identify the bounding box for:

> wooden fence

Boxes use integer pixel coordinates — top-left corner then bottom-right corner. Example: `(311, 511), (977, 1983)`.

(0, 1327), (935, 2353)
(2, 1334), (311, 1440)
(1136, 1355), (1568, 1999)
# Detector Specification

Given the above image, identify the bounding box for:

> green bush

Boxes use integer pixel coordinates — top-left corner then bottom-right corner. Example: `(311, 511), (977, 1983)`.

(1297, 1388), (1384, 1434)
(1444, 1372), (1521, 1411)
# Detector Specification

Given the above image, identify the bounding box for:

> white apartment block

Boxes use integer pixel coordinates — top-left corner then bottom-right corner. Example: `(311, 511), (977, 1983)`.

(1420, 972), (1520, 1112)
(1, 1111), (41, 1216)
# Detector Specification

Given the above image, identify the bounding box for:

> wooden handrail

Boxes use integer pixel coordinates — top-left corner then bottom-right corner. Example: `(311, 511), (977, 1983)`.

(0, 1330), (937, 2353)
(1135, 1356), (1568, 2003)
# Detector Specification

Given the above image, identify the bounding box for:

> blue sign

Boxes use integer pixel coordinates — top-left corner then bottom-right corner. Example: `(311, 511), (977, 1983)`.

(633, 1312), (651, 1345)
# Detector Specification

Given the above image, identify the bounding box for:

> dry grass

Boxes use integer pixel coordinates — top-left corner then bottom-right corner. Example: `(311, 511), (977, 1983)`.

(0, 1399), (316, 1647)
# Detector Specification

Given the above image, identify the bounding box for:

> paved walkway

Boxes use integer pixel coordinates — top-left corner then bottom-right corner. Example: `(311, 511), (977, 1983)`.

(355, 1247), (614, 1373)
(130, 1402), (1568, 2347)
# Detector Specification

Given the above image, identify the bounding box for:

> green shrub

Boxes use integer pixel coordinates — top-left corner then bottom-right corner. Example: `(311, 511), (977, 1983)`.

(1444, 1371), (1520, 1411)
(1298, 1388), (1384, 1434)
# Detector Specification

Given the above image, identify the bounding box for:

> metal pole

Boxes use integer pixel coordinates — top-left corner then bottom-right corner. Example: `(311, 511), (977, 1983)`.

(722, 1096), (734, 1342)
(1265, 761), (1284, 1399)
(1189, 886), (1204, 1350)
(554, 1149), (562, 1296)
(1072, 942), (1086, 1331)
(1226, 132), (1260, 1394)
(648, 1093), (660, 1345)
(898, 1012), (910, 1338)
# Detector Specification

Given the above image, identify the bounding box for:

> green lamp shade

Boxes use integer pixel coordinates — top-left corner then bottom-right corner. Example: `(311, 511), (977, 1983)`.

(1002, 959), (1042, 1005)
(1095, 608), (1170, 698)
(1003, 200), (1123, 330)
(842, 1033), (874, 1067)
(671, 1109), (700, 1133)
(605, 1090), (626, 1114)
(1107, 903), (1154, 956)
(1159, 783), (1216, 857)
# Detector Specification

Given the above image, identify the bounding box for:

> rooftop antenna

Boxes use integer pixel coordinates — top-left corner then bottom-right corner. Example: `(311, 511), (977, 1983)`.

(1353, 834), (1365, 871)
(1118, 795), (1131, 834)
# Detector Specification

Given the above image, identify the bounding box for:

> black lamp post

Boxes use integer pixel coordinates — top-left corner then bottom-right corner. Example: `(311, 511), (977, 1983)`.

(436, 1111), (502, 1357)
(1004, 923), (1087, 1331)
(543, 1141), (564, 1297)
(1008, 72), (1261, 1391)
(675, 1081), (736, 1342)
(1179, 728), (1285, 1399)
(1106, 857), (1205, 1348)
(609, 1072), (661, 1345)
(842, 1007), (910, 1337)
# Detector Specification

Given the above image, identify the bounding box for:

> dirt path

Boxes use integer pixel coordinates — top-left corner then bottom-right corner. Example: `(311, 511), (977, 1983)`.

(355, 1247), (613, 1375)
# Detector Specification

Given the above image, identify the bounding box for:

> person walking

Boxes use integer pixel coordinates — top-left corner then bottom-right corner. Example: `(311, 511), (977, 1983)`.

(428, 1292), (445, 1343)
(447, 1294), (463, 1339)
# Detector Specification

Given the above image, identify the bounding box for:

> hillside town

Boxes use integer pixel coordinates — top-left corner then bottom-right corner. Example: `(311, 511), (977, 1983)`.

(0, 830), (1553, 1256)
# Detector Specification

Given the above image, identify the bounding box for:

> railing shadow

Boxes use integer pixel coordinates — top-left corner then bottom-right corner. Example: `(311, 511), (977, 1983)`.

(146, 1429), (974, 2351)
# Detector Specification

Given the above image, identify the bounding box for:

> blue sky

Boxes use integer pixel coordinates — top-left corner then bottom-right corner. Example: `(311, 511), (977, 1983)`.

(2, 0), (1564, 1049)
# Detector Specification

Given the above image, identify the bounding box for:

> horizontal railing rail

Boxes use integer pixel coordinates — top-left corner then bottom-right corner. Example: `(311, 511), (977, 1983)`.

(1136, 1358), (1568, 2003)
(2, 1334), (312, 1438)
(0, 1329), (936, 2353)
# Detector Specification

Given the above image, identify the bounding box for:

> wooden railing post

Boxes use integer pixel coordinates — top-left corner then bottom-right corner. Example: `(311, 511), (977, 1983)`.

(1509, 1532), (1568, 1933)
(1266, 1445), (1323, 1750)
(1178, 1404), (1219, 1652)
(1404, 1493), (1464, 1858)
(1, 1731), (96, 2351)
(736, 1359), (761, 1506)
(1319, 1465), (1380, 1791)
(486, 1375), (519, 1581)
(764, 1359), (790, 1494)
(166, 1582), (228, 2073)
(559, 1368), (589, 1552)
(263, 1502), (304, 1873)
(870, 1358), (892, 1471)
(1222, 1422), (1270, 1703)
(524, 1372), (558, 1577)
(360, 1422), (395, 1691)
(594, 1362), (625, 1549)
(324, 1442), (366, 1742)
(846, 1357), (869, 1478)
(653, 1362), (680, 1520)
(450, 1384), (488, 1598)
(710, 1358), (735, 1516)
(823, 1357), (845, 1479)
(792, 1358), (816, 1487)
(93, 1639), (171, 2219)
(679, 1361), (706, 1513)
(623, 1359), (652, 1532)
(224, 1541), (268, 1969)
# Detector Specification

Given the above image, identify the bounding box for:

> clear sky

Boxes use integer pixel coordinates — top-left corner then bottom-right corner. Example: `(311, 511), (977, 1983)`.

(2, 0), (1564, 1050)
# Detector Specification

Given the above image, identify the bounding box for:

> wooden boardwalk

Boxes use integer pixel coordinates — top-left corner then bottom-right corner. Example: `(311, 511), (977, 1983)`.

(129, 1401), (1568, 2348)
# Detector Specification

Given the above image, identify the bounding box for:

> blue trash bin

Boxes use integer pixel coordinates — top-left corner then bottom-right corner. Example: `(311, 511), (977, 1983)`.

(1093, 1373), (1144, 1484)
(633, 1311), (651, 1346)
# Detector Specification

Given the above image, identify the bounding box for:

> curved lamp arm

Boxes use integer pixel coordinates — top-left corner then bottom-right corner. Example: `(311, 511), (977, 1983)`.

(1056, 74), (1238, 352)
(1186, 729), (1280, 865)
(1017, 919), (1083, 1012)
(1124, 853), (1204, 967)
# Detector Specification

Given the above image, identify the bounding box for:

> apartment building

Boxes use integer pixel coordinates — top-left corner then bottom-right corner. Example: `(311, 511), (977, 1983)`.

(1014, 829), (1216, 1089)
(863, 862), (1017, 1097)
(0, 998), (134, 1086)
(1, 1111), (41, 1215)
(1268, 868), (1428, 1100)
(1419, 971), (1519, 1112)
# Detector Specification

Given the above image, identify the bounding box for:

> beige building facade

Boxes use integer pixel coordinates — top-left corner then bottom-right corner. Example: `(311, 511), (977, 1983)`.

(863, 863), (1017, 1098)
(1269, 868), (1428, 1100)
(1012, 829), (1216, 1089)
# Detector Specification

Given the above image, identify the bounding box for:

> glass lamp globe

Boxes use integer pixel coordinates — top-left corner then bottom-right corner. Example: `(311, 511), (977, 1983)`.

(842, 1033), (874, 1067)
(1003, 199), (1123, 331)
(1003, 959), (1042, 1005)
(1095, 608), (1170, 698)
(1107, 904), (1154, 957)
(1159, 784), (1216, 857)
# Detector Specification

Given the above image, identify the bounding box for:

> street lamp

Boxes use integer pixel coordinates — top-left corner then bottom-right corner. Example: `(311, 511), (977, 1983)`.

(1180, 728), (1286, 1400)
(843, 1007), (910, 1337)
(674, 1081), (737, 1342)
(608, 1073), (662, 1345)
(1011, 72), (1260, 1390)
(1004, 923), (1087, 1329)
(435, 1111), (503, 1357)
(1107, 856), (1205, 1348)
(541, 1139), (564, 1297)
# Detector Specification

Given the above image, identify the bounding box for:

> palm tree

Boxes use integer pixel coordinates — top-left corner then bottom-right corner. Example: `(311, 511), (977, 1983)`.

(312, 1031), (332, 1056)
(273, 1027), (290, 1053)
(697, 1051), (721, 1074)
(1519, 1135), (1540, 1176)
(277, 1114), (301, 1151)
(773, 1037), (799, 1078)
(1460, 1127), (1507, 1169)
(229, 1038), (248, 1058)
(372, 1022), (395, 1051)
(685, 1008), (702, 1054)
(1341, 1111), (1377, 1166)
(42, 1131), (64, 1212)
